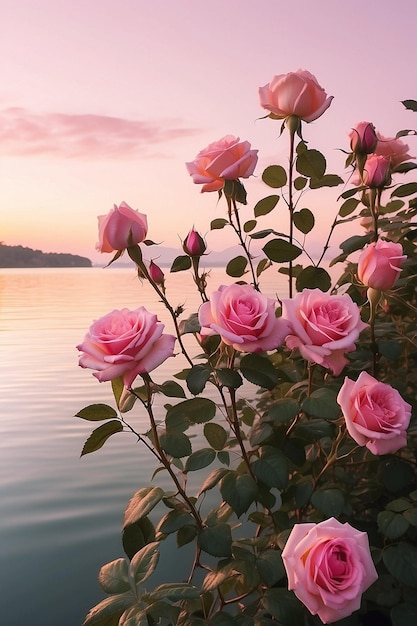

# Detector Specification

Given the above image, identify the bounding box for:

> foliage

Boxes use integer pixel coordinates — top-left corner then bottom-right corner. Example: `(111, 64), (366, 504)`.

(75, 89), (417, 626)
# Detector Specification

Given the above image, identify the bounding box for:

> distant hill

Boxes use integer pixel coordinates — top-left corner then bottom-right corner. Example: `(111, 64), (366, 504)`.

(0, 244), (92, 268)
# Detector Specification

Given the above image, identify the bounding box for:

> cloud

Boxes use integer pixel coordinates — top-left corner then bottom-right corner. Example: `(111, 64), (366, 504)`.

(0, 107), (201, 159)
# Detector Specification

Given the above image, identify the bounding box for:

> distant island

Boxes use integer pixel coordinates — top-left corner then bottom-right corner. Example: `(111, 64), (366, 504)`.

(0, 244), (92, 268)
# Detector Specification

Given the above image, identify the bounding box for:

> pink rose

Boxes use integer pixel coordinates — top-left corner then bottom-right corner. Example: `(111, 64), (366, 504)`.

(374, 133), (414, 169)
(96, 202), (148, 253)
(186, 135), (258, 193)
(337, 371), (411, 455)
(349, 121), (377, 155)
(358, 239), (406, 290)
(282, 289), (367, 375)
(362, 154), (391, 188)
(77, 307), (176, 388)
(183, 229), (207, 257)
(259, 69), (333, 123)
(282, 517), (378, 624)
(148, 260), (165, 285)
(198, 284), (289, 353)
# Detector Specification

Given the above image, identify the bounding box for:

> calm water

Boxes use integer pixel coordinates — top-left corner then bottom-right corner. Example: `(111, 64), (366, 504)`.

(0, 265), (288, 626)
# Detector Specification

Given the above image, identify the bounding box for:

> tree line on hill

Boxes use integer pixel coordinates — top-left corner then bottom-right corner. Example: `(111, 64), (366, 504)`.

(0, 243), (92, 267)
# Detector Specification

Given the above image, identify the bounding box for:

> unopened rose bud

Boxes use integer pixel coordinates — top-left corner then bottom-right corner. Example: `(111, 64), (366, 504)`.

(183, 229), (206, 257)
(362, 155), (391, 188)
(149, 260), (165, 285)
(349, 122), (378, 156)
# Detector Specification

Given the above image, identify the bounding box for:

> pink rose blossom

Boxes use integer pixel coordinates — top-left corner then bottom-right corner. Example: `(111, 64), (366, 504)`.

(374, 133), (414, 169)
(77, 307), (175, 388)
(183, 229), (207, 257)
(349, 121), (377, 155)
(282, 517), (378, 624)
(97, 202), (148, 253)
(358, 239), (406, 290)
(337, 372), (411, 455)
(259, 69), (333, 123)
(186, 135), (258, 193)
(282, 289), (367, 375)
(198, 284), (289, 353)
(362, 154), (392, 188)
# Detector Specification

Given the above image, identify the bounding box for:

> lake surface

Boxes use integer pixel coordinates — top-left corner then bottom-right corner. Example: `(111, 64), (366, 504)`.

(0, 265), (293, 626)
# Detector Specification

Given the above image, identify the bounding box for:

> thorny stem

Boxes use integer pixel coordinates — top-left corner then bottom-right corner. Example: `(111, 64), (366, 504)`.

(129, 246), (194, 368)
(191, 256), (209, 303)
(287, 125), (296, 299)
(132, 379), (203, 529)
(313, 423), (347, 489)
(225, 194), (260, 291)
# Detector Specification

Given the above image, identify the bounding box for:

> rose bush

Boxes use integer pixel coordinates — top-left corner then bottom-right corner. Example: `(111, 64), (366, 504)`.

(198, 283), (290, 352)
(259, 68), (333, 122)
(75, 77), (417, 626)
(358, 239), (406, 290)
(96, 201), (148, 253)
(185, 135), (258, 192)
(282, 518), (378, 624)
(338, 371), (412, 455)
(77, 307), (176, 387)
(282, 288), (368, 375)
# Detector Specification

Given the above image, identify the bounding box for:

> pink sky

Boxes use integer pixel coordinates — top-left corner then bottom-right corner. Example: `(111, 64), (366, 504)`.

(1, 0), (416, 265)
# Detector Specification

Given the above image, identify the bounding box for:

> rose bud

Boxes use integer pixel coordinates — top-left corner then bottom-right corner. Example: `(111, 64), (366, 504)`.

(183, 229), (207, 257)
(349, 122), (378, 155)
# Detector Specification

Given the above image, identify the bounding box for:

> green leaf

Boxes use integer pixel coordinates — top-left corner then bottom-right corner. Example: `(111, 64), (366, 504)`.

(123, 487), (165, 528)
(262, 165), (287, 188)
(177, 524), (198, 547)
(178, 312), (200, 335)
(377, 510), (409, 539)
(111, 377), (124, 407)
(262, 588), (304, 625)
(392, 602), (417, 625)
(394, 161), (417, 173)
(186, 365), (211, 395)
(263, 238), (302, 263)
(254, 195), (279, 217)
(339, 198), (360, 217)
(76, 403), (118, 421)
(220, 472), (258, 517)
(81, 420), (123, 456)
(267, 398), (299, 423)
(199, 523), (232, 557)
(294, 176), (307, 190)
(295, 480), (314, 508)
(211, 218), (229, 230)
(296, 266), (331, 292)
(380, 457), (414, 493)
(166, 397), (217, 424)
(129, 541), (159, 586)
(82, 593), (135, 626)
(98, 558), (130, 594)
(309, 174), (343, 189)
(340, 233), (371, 254)
(198, 467), (229, 496)
(158, 510), (196, 534)
(243, 219), (257, 233)
(119, 605), (148, 626)
(216, 368), (243, 389)
(158, 380), (186, 398)
(311, 488), (345, 517)
(170, 255), (192, 272)
(226, 255), (248, 277)
(256, 549), (285, 586)
(160, 431), (192, 458)
(184, 448), (216, 472)
(391, 182), (417, 198)
(122, 517), (155, 560)
(148, 583), (200, 602)
(383, 542), (417, 587)
(256, 258), (271, 278)
(204, 422), (228, 450)
(402, 99), (417, 112)
(293, 208), (315, 234)
(251, 448), (289, 489)
(296, 149), (326, 179)
(301, 388), (340, 420)
(240, 354), (279, 390)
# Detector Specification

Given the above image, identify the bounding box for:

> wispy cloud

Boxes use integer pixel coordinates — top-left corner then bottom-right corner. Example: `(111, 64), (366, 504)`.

(0, 107), (201, 159)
